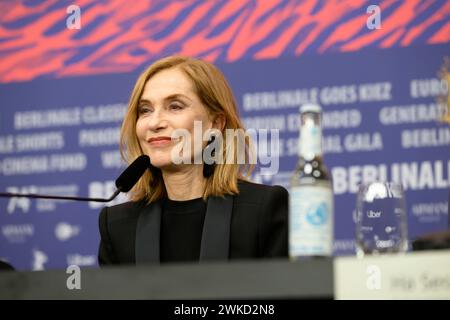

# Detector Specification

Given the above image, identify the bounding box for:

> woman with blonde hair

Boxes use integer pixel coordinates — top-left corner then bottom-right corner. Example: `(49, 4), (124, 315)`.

(98, 56), (288, 265)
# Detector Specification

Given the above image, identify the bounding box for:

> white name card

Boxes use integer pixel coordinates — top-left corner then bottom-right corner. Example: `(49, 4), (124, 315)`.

(334, 250), (450, 299)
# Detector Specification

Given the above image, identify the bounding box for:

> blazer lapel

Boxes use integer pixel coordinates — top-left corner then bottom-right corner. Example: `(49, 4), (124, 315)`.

(135, 195), (233, 264)
(135, 200), (161, 264)
(200, 195), (233, 261)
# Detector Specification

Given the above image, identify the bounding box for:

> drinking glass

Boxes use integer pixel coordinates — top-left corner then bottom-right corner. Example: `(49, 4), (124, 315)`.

(355, 182), (408, 257)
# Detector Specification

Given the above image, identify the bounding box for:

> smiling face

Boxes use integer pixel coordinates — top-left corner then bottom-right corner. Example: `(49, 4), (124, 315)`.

(135, 67), (215, 170)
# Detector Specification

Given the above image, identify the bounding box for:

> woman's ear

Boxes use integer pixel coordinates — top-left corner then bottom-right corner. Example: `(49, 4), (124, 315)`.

(212, 114), (226, 132)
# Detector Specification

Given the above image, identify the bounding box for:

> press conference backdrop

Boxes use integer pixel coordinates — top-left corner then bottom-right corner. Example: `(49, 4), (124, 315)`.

(0, 0), (449, 271)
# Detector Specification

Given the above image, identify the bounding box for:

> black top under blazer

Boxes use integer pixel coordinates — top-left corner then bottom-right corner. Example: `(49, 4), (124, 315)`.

(98, 180), (289, 265)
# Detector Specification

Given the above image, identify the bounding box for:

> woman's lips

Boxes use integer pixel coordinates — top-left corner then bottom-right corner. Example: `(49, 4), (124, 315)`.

(148, 137), (172, 147)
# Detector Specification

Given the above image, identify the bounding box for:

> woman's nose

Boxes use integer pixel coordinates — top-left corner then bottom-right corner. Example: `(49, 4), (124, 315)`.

(147, 109), (167, 132)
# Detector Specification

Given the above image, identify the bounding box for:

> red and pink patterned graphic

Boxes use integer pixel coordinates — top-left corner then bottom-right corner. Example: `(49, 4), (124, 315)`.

(0, 0), (449, 83)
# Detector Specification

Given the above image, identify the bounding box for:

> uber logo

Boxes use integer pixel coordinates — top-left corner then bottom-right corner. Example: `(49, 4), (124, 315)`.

(367, 210), (381, 218)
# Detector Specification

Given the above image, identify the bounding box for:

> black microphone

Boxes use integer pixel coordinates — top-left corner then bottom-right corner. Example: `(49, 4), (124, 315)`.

(115, 154), (150, 192)
(0, 155), (150, 202)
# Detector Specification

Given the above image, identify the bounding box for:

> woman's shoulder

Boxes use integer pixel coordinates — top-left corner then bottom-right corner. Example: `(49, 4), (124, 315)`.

(100, 199), (149, 222)
(236, 179), (288, 204)
(237, 179), (288, 193)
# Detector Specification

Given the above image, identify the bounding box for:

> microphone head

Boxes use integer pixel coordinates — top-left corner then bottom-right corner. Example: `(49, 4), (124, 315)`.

(115, 155), (150, 192)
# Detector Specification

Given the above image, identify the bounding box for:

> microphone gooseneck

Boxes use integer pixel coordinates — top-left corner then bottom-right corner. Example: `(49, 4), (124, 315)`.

(0, 155), (150, 202)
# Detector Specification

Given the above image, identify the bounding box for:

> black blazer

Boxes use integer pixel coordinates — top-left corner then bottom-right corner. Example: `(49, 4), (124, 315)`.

(98, 180), (288, 265)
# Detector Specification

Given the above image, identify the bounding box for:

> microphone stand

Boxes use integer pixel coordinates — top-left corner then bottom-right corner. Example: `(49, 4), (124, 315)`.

(0, 155), (149, 203)
(0, 189), (121, 202)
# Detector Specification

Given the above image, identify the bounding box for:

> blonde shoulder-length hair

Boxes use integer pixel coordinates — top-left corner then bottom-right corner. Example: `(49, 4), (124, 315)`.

(120, 55), (254, 204)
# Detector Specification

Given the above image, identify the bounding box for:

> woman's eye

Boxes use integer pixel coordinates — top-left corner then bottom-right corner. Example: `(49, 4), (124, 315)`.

(138, 106), (152, 115)
(169, 102), (184, 111)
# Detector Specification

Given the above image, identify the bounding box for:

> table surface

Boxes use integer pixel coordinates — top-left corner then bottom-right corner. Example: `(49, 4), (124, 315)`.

(0, 258), (334, 299)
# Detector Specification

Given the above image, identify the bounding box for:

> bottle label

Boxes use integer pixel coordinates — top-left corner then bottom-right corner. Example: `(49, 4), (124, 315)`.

(289, 185), (334, 256)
